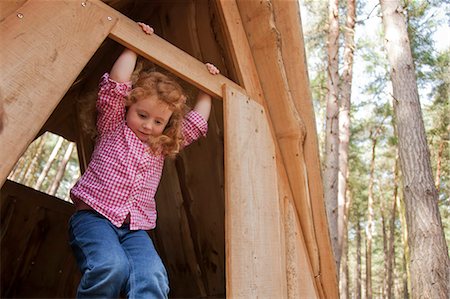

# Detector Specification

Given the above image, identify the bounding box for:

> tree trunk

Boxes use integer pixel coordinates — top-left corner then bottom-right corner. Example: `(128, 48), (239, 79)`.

(387, 154), (399, 299)
(34, 136), (64, 191)
(435, 140), (444, 192)
(355, 218), (362, 299)
(16, 139), (42, 184)
(8, 156), (26, 181)
(47, 142), (74, 196)
(340, 232), (349, 299)
(380, 1), (450, 297)
(398, 193), (411, 299)
(324, 0), (340, 271)
(338, 0), (356, 277)
(381, 200), (388, 298)
(23, 134), (47, 186)
(365, 132), (378, 299)
(339, 191), (352, 299)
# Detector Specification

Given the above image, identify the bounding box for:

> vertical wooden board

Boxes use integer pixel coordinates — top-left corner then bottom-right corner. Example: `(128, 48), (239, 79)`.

(0, 0), (116, 185)
(284, 197), (320, 299)
(153, 159), (211, 298)
(223, 85), (286, 298)
(1, 181), (79, 298)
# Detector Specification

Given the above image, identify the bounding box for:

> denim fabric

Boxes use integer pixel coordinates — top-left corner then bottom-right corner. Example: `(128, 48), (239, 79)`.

(68, 210), (169, 299)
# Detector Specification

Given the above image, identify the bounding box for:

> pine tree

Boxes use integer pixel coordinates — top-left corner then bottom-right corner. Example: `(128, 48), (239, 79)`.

(380, 0), (450, 297)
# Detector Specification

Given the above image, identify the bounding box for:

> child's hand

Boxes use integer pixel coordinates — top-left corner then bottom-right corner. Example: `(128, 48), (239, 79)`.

(137, 22), (154, 35)
(205, 63), (220, 75)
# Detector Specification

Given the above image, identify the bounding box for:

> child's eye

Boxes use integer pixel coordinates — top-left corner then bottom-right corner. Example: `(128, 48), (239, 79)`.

(138, 113), (147, 118)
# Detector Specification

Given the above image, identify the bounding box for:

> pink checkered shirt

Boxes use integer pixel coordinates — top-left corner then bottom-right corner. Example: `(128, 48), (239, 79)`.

(70, 73), (208, 230)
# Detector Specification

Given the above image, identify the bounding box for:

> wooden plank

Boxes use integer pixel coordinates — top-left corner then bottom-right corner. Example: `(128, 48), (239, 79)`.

(216, 1), (319, 297)
(153, 159), (208, 297)
(233, 2), (320, 273)
(1, 180), (78, 298)
(90, 0), (244, 99)
(234, 0), (338, 296)
(0, 0), (116, 185)
(223, 85), (286, 298)
(0, 0), (26, 21)
(270, 1), (339, 297)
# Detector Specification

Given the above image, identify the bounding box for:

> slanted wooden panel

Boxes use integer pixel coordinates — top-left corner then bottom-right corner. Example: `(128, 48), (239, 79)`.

(0, 180), (79, 298)
(0, 0), (116, 185)
(223, 85), (286, 298)
(216, 1), (319, 297)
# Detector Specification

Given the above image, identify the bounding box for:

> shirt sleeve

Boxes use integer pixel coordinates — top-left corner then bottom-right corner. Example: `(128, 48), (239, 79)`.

(182, 110), (208, 146)
(96, 73), (132, 136)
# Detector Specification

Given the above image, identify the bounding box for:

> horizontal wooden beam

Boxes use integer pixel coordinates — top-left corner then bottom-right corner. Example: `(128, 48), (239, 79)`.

(91, 0), (244, 99)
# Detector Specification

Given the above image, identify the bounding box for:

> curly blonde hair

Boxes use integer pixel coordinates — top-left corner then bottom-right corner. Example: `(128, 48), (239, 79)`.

(126, 71), (189, 157)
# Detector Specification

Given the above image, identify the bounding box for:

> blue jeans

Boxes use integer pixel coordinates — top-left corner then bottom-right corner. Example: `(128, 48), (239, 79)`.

(68, 210), (169, 299)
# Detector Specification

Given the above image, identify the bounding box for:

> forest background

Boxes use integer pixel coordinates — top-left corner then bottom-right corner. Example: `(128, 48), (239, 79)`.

(6, 0), (449, 298)
(300, 0), (449, 298)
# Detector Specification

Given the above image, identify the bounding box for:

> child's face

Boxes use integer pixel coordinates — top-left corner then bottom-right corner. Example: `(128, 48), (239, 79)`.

(126, 97), (173, 142)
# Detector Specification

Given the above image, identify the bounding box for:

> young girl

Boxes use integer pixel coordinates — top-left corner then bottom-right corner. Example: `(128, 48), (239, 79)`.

(68, 22), (219, 298)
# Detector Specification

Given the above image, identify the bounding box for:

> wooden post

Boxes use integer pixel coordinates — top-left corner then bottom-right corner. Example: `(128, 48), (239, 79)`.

(223, 84), (286, 298)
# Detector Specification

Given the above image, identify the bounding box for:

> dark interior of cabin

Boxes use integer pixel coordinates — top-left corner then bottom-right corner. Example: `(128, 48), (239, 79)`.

(1, 1), (234, 297)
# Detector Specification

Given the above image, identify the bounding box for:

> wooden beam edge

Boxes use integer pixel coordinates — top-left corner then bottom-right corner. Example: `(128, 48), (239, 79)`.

(90, 0), (245, 99)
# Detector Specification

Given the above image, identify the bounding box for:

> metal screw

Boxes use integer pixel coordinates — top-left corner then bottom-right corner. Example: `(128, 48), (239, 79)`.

(107, 16), (112, 21)
(17, 13), (24, 19)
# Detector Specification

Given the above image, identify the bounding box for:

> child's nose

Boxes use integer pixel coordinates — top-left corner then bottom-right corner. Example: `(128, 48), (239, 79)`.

(143, 122), (152, 131)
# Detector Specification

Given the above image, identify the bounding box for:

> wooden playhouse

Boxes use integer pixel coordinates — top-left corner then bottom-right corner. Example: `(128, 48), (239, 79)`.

(0, 0), (338, 298)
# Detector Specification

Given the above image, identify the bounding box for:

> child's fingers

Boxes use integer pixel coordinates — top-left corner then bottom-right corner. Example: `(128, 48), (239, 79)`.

(137, 22), (154, 35)
(205, 63), (220, 75)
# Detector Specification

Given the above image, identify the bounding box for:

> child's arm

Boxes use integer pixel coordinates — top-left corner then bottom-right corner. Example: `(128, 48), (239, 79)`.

(193, 63), (220, 121)
(109, 22), (154, 83)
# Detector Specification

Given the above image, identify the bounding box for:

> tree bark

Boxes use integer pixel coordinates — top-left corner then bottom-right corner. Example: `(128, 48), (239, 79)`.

(23, 135), (47, 186)
(380, 1), (450, 297)
(324, 0), (340, 271)
(339, 192), (352, 299)
(434, 140), (444, 192)
(387, 154), (399, 299)
(355, 218), (362, 299)
(381, 199), (388, 298)
(47, 142), (74, 196)
(398, 193), (411, 299)
(338, 0), (356, 277)
(34, 136), (64, 191)
(365, 130), (378, 299)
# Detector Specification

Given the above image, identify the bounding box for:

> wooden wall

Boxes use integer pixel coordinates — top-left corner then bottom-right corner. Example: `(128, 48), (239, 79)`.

(1, 180), (80, 298)
(0, 0), (338, 298)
